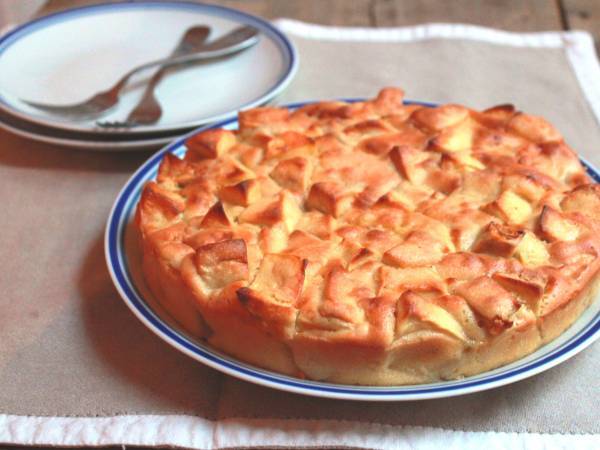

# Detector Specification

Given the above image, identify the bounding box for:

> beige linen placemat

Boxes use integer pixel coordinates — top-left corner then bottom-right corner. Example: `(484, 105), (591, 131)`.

(1, 21), (600, 449)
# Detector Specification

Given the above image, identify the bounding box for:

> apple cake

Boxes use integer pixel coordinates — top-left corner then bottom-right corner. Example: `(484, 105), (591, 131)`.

(135, 88), (600, 385)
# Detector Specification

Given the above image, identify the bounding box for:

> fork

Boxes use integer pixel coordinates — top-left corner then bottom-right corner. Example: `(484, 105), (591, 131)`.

(23, 25), (260, 121)
(121, 26), (211, 126)
(21, 25), (209, 120)
(102, 25), (261, 128)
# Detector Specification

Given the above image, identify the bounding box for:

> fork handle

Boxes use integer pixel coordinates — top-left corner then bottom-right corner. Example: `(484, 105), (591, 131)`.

(113, 36), (256, 100)
(146, 65), (169, 92)
(112, 27), (260, 104)
(125, 66), (167, 124)
(125, 38), (255, 82)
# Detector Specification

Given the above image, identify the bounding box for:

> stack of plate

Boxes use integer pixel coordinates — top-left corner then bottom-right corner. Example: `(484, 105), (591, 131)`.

(0, 1), (297, 151)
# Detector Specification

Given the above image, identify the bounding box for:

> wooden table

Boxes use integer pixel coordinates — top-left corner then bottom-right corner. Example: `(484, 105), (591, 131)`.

(41, 0), (600, 52)
(9, 1), (600, 449)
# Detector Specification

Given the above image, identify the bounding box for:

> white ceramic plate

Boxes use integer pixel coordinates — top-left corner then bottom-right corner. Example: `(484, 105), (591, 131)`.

(106, 101), (600, 400)
(0, 107), (175, 151)
(0, 1), (297, 136)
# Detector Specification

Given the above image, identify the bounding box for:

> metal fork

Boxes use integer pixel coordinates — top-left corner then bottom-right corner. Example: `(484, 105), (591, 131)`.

(21, 25), (208, 120)
(122, 25), (262, 127)
(23, 25), (259, 121)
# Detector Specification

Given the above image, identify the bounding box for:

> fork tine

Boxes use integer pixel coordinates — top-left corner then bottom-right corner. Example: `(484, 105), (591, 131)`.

(95, 120), (139, 129)
(23, 98), (111, 119)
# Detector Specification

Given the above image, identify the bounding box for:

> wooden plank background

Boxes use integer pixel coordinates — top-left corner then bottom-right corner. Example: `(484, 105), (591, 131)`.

(8, 0), (600, 449)
(39, 0), (600, 53)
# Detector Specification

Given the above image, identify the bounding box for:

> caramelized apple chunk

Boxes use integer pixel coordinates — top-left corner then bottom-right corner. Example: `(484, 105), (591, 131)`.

(454, 276), (518, 323)
(306, 182), (353, 218)
(186, 129), (237, 159)
(238, 191), (301, 231)
(539, 206), (582, 242)
(218, 179), (261, 206)
(484, 190), (533, 225)
(270, 157), (313, 192)
(473, 222), (525, 257)
(560, 184), (600, 220)
(397, 291), (467, 341)
(194, 239), (249, 289)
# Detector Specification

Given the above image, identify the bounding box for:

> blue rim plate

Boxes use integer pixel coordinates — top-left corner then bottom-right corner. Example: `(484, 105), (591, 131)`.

(105, 100), (600, 400)
(0, 1), (298, 137)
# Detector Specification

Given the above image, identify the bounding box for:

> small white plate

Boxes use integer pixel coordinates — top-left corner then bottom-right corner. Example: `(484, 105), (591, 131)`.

(0, 1), (297, 136)
(106, 101), (600, 400)
(0, 107), (174, 151)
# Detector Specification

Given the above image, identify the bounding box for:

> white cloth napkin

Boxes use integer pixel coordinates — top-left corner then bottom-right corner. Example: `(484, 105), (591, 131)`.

(2, 415), (599, 449)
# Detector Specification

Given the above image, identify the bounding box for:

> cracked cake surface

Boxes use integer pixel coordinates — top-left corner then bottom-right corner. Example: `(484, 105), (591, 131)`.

(135, 87), (600, 385)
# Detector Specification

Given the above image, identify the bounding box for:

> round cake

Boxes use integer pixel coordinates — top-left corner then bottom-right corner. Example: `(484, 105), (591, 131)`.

(135, 88), (600, 385)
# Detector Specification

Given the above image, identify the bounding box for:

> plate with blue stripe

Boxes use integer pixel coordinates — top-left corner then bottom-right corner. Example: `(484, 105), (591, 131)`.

(105, 100), (600, 400)
(0, 1), (298, 138)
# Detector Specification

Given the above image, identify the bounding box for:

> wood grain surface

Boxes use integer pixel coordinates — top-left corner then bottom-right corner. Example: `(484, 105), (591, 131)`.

(371, 0), (562, 29)
(38, 0), (600, 50)
(563, 0), (600, 51)
(34, 0), (549, 26)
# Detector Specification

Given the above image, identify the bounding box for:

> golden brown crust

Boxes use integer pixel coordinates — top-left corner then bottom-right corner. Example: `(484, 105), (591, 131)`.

(135, 87), (600, 385)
